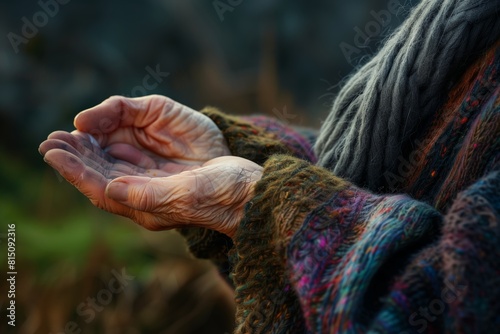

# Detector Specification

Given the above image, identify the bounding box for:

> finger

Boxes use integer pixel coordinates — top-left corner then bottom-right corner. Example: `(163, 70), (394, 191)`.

(106, 175), (190, 213)
(44, 149), (106, 202)
(70, 130), (103, 148)
(104, 143), (185, 177)
(73, 95), (176, 143)
(43, 149), (138, 219)
(39, 138), (81, 158)
(41, 136), (113, 177)
(105, 143), (158, 169)
(46, 131), (115, 177)
(48, 130), (112, 162)
(42, 139), (113, 180)
(53, 130), (147, 179)
(70, 129), (144, 163)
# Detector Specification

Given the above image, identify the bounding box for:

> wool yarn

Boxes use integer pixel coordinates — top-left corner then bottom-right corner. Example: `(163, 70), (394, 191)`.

(177, 107), (317, 280)
(180, 40), (500, 333)
(315, 0), (500, 190)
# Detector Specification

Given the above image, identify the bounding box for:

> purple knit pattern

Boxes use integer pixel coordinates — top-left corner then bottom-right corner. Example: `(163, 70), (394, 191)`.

(404, 45), (500, 210)
(282, 45), (500, 333)
(288, 188), (441, 332)
(373, 170), (500, 333)
(242, 115), (317, 164)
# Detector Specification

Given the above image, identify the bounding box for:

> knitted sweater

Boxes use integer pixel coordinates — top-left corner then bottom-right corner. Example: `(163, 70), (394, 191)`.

(180, 41), (500, 333)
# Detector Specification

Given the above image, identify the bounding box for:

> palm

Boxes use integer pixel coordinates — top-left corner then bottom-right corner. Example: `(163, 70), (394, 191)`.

(40, 129), (183, 216)
(40, 131), (260, 235)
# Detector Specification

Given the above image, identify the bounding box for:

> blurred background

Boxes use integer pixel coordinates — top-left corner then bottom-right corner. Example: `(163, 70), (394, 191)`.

(0, 0), (417, 333)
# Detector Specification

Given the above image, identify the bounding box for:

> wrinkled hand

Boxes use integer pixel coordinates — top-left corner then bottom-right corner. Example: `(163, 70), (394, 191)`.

(73, 94), (231, 165)
(39, 95), (262, 238)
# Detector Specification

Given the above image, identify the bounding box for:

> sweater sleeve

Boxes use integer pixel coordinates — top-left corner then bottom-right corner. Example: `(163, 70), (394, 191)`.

(230, 154), (500, 333)
(230, 154), (444, 333)
(202, 107), (317, 164)
(177, 107), (316, 269)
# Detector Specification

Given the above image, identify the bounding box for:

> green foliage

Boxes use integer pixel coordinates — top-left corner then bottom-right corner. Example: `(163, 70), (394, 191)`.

(0, 146), (162, 280)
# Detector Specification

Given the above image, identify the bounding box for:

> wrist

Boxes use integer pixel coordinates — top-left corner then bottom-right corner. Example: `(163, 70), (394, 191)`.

(224, 169), (262, 240)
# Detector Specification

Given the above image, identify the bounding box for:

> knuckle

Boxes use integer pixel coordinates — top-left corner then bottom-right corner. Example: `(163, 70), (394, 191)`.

(135, 187), (153, 211)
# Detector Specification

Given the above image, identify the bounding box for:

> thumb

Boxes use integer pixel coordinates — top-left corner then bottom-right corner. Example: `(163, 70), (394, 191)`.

(106, 176), (189, 212)
(106, 176), (158, 211)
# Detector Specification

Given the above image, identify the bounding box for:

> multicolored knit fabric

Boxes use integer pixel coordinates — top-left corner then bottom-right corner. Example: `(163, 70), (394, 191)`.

(232, 155), (444, 333)
(240, 115), (318, 164)
(177, 108), (316, 275)
(403, 42), (500, 211)
(176, 40), (500, 333)
(230, 156), (351, 333)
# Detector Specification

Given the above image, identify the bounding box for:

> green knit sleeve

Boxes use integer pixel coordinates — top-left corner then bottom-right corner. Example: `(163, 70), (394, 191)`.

(200, 107), (292, 164)
(229, 155), (350, 332)
(230, 154), (443, 333)
(178, 107), (294, 266)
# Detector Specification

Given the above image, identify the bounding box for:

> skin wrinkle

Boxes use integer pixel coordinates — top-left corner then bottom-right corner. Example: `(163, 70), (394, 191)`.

(139, 96), (162, 129)
(119, 97), (140, 128)
(133, 177), (153, 212)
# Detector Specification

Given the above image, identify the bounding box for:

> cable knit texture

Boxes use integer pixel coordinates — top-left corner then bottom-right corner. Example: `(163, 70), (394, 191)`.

(315, 0), (500, 191)
(403, 42), (500, 211)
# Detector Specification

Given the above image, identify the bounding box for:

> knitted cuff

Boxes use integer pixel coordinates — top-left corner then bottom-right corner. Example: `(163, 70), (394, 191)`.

(178, 108), (296, 271)
(229, 155), (350, 333)
(240, 115), (318, 163)
(201, 107), (292, 165)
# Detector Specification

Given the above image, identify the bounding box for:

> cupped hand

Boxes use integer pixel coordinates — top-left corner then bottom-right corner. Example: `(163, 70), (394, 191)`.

(39, 96), (262, 238)
(72, 95), (231, 167)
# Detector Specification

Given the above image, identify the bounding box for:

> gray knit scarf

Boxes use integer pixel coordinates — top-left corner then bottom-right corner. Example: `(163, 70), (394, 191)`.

(315, 0), (500, 191)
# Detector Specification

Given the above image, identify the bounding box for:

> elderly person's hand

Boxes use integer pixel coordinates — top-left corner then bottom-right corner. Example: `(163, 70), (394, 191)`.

(39, 95), (262, 238)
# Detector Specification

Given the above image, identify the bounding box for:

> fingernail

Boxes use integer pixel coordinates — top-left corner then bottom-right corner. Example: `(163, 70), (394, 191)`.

(106, 181), (129, 202)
